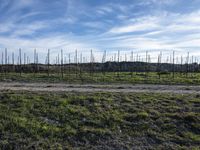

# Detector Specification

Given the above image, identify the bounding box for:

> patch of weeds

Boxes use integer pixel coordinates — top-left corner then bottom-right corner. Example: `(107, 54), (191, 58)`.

(136, 111), (149, 119)
(0, 91), (199, 149)
(183, 132), (200, 143)
(183, 112), (199, 123)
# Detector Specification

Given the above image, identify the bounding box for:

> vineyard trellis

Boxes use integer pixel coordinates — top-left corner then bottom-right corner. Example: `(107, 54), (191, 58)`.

(0, 48), (199, 83)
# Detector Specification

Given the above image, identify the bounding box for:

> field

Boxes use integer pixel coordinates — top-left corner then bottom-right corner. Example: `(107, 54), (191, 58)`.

(1, 0), (200, 149)
(0, 61), (200, 149)
(1, 72), (200, 85)
(0, 91), (199, 149)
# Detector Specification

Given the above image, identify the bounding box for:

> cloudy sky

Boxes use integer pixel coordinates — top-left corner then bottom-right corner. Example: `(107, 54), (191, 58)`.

(0, 0), (200, 62)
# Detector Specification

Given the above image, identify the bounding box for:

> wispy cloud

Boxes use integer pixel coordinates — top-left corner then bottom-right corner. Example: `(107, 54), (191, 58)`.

(0, 0), (200, 60)
(108, 17), (159, 34)
(96, 6), (113, 15)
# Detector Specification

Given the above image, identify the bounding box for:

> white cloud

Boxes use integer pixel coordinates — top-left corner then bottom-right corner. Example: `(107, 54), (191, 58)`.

(12, 21), (49, 37)
(82, 21), (106, 29)
(103, 9), (200, 53)
(1, 0), (200, 63)
(0, 34), (100, 63)
(0, 22), (14, 33)
(151, 0), (176, 5)
(0, 34), (94, 50)
(108, 15), (161, 34)
(109, 21), (159, 34)
(96, 6), (113, 15)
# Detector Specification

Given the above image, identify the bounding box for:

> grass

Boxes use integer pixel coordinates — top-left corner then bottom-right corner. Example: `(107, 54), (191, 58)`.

(0, 91), (199, 149)
(1, 72), (200, 85)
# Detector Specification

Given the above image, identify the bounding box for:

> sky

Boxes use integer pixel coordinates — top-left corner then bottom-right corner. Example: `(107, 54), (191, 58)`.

(0, 0), (200, 62)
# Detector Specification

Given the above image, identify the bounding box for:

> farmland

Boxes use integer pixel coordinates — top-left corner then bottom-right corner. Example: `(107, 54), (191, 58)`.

(1, 72), (200, 85)
(0, 49), (200, 85)
(0, 91), (199, 149)
(1, 0), (200, 149)
(0, 50), (200, 149)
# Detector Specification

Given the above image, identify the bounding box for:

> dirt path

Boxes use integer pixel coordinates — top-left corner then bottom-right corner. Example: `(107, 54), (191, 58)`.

(0, 82), (200, 94)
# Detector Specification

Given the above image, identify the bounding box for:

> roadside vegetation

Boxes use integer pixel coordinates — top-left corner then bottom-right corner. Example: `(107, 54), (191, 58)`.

(0, 91), (199, 149)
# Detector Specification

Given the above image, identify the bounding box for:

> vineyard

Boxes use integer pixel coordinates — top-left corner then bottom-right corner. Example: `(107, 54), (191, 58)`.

(0, 49), (200, 84)
(1, 49), (200, 149)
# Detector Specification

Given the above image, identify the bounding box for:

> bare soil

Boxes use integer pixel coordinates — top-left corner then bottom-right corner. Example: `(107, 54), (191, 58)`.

(0, 82), (200, 93)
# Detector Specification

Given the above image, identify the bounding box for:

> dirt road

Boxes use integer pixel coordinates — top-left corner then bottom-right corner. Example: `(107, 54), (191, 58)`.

(0, 82), (200, 94)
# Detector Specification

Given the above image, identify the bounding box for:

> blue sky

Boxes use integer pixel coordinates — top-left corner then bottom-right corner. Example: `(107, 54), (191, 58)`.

(0, 0), (200, 61)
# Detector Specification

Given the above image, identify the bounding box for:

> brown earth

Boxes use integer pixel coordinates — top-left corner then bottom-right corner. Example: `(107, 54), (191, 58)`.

(0, 82), (200, 94)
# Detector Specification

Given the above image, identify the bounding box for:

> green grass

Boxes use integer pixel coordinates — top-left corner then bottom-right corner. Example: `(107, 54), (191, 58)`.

(1, 72), (200, 85)
(0, 91), (199, 149)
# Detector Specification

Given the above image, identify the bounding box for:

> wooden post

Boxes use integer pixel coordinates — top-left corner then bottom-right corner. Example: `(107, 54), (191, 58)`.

(118, 50), (120, 77)
(68, 53), (71, 77)
(146, 51), (148, 77)
(5, 48), (7, 75)
(19, 48), (22, 76)
(61, 49), (63, 78)
(75, 50), (78, 77)
(157, 53), (160, 79)
(173, 51), (175, 79)
(24, 53), (26, 73)
(90, 49), (93, 77)
(5, 48), (7, 65)
(34, 49), (36, 76)
(12, 52), (15, 73)
(80, 52), (82, 78)
(187, 52), (189, 77)
(1, 52), (3, 74)
(47, 49), (50, 77)
(180, 56), (183, 75)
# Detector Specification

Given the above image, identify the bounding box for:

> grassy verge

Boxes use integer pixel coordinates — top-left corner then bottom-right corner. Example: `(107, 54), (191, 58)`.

(0, 91), (199, 149)
(1, 72), (200, 85)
